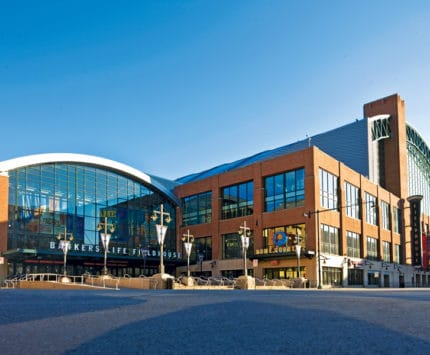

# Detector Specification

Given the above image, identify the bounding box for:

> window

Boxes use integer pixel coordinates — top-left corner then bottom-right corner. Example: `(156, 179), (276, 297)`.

(393, 207), (401, 233)
(262, 224), (306, 252)
(381, 201), (390, 230)
(182, 191), (212, 226)
(383, 241), (391, 262)
(192, 236), (212, 262)
(365, 193), (377, 225)
(319, 169), (338, 209)
(348, 269), (363, 286)
(222, 233), (254, 259)
(264, 168), (305, 212)
(368, 272), (380, 286)
(347, 231), (361, 258)
(366, 236), (378, 260)
(394, 244), (400, 264)
(322, 267), (342, 286)
(221, 181), (253, 219)
(321, 224), (339, 255)
(344, 182), (360, 219)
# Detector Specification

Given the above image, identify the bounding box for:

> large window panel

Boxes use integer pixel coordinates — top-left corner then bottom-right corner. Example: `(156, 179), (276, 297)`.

(182, 191), (212, 226)
(221, 181), (253, 219)
(264, 168), (305, 212)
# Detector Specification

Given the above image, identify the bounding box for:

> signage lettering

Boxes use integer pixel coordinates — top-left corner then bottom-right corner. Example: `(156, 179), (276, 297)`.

(49, 241), (179, 259)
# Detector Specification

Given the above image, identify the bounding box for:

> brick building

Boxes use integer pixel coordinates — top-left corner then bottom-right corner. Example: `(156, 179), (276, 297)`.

(174, 94), (430, 288)
(1, 94), (429, 288)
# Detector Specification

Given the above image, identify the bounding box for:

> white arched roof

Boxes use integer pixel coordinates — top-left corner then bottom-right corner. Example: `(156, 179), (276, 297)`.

(0, 153), (179, 205)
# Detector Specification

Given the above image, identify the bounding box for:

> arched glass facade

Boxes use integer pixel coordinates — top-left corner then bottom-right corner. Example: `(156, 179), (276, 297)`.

(407, 125), (430, 215)
(5, 158), (178, 276)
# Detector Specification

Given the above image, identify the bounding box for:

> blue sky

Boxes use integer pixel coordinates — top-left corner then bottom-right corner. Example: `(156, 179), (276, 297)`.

(1, 1), (430, 180)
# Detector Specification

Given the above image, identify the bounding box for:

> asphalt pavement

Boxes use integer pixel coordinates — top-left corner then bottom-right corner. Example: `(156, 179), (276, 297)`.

(0, 288), (429, 354)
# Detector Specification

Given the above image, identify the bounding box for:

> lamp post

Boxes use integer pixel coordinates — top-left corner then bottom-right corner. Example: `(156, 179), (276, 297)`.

(57, 225), (74, 282)
(151, 203), (171, 275)
(304, 210), (322, 289)
(294, 227), (302, 278)
(295, 243), (302, 278)
(238, 221), (251, 277)
(181, 229), (194, 278)
(97, 217), (115, 277)
(198, 252), (204, 274)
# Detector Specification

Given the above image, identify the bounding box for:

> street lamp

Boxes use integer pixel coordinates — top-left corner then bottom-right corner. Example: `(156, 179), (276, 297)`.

(57, 225), (74, 282)
(151, 203), (171, 275)
(181, 229), (194, 278)
(198, 252), (204, 274)
(296, 235), (302, 279)
(97, 217), (115, 277)
(238, 221), (251, 277)
(304, 210), (322, 289)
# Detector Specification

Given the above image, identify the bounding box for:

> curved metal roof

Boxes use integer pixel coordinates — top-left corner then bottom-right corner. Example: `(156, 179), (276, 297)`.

(0, 153), (179, 205)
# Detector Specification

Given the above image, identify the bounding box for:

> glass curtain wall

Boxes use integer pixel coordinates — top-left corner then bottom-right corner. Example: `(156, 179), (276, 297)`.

(7, 163), (176, 257)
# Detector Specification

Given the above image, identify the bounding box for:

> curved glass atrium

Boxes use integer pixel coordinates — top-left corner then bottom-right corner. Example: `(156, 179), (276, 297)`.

(6, 162), (177, 274)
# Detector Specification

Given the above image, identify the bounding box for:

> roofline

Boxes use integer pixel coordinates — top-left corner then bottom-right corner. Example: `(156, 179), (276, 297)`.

(0, 153), (179, 205)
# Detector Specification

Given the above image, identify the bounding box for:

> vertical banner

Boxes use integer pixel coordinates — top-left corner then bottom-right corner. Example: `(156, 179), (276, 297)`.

(408, 195), (423, 266)
(423, 234), (429, 269)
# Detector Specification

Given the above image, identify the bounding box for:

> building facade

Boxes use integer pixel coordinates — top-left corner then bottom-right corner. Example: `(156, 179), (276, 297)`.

(1, 94), (429, 288)
(0, 154), (180, 280)
(174, 94), (430, 288)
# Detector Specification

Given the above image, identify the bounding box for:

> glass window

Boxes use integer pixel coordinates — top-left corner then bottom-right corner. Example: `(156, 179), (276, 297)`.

(366, 236), (378, 260)
(322, 267), (342, 286)
(381, 201), (390, 230)
(319, 169), (338, 209)
(365, 193), (378, 225)
(348, 268), (363, 286)
(394, 244), (400, 264)
(264, 168), (305, 212)
(222, 233), (241, 259)
(262, 224), (306, 253)
(321, 224), (339, 255)
(222, 232), (254, 260)
(182, 191), (212, 226)
(393, 207), (401, 233)
(191, 236), (212, 263)
(344, 182), (360, 219)
(347, 231), (361, 258)
(383, 241), (391, 262)
(221, 181), (253, 219)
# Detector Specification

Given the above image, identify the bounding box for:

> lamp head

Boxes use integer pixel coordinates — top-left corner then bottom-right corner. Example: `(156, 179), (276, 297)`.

(96, 223), (102, 231)
(151, 214), (157, 221)
(165, 215), (172, 224)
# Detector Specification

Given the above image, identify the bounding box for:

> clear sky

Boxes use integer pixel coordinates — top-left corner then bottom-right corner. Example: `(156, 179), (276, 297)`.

(1, 1), (430, 180)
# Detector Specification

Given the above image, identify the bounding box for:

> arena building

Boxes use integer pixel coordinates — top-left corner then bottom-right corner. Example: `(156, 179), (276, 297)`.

(174, 94), (430, 288)
(0, 154), (181, 280)
(1, 93), (429, 288)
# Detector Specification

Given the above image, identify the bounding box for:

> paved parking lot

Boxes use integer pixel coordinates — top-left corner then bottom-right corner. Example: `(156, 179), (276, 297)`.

(0, 288), (429, 354)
